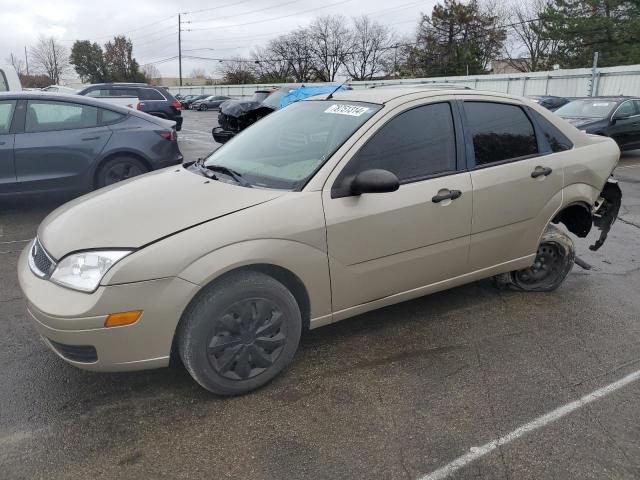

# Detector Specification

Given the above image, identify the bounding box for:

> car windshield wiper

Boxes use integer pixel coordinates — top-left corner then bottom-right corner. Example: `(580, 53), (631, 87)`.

(194, 159), (252, 188)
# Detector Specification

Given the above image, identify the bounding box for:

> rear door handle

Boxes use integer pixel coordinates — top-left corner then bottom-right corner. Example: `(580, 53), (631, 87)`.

(82, 136), (100, 141)
(531, 166), (552, 178)
(432, 189), (462, 203)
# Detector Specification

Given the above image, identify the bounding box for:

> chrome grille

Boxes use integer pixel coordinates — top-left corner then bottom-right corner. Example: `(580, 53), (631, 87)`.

(28, 238), (56, 278)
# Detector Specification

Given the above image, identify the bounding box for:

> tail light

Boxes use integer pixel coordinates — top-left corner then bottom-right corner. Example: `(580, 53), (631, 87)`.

(172, 99), (182, 110)
(156, 129), (177, 141)
(136, 102), (144, 110)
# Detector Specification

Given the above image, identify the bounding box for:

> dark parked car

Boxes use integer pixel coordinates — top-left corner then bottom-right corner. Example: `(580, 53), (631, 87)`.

(191, 95), (232, 111)
(528, 95), (570, 111)
(77, 83), (183, 131)
(0, 92), (183, 194)
(181, 94), (209, 109)
(555, 96), (640, 150)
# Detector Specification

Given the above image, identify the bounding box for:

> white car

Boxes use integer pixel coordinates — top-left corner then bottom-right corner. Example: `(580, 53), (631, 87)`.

(0, 65), (22, 92)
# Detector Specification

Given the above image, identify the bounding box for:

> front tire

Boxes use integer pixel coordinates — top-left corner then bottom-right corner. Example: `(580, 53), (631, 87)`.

(494, 224), (575, 292)
(199, 104), (208, 111)
(178, 271), (302, 395)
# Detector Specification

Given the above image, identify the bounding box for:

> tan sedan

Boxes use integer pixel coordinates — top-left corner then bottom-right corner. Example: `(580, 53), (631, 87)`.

(18, 88), (622, 395)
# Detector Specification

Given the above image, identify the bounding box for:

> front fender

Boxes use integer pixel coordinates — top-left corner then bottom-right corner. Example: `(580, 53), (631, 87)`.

(178, 239), (332, 321)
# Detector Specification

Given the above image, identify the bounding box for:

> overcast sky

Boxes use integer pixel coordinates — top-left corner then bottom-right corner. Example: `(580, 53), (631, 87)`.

(0, 0), (437, 79)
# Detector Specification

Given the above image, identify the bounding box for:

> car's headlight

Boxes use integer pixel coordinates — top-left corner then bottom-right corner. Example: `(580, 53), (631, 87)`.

(50, 250), (133, 293)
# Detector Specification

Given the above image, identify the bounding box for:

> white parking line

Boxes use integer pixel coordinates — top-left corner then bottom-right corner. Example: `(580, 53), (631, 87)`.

(419, 368), (640, 480)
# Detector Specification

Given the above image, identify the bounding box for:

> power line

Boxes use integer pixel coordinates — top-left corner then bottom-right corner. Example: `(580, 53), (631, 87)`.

(189, 0), (305, 25)
(187, 0), (356, 31)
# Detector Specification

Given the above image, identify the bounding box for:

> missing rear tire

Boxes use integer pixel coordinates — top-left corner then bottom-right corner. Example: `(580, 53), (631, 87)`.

(494, 224), (575, 292)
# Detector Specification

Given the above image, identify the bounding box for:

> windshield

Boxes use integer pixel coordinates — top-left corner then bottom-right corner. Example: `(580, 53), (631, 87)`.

(201, 100), (382, 190)
(555, 99), (617, 118)
(251, 91), (271, 102)
(261, 89), (292, 109)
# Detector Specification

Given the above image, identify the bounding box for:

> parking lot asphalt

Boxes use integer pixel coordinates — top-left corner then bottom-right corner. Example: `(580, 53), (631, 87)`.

(1, 110), (640, 480)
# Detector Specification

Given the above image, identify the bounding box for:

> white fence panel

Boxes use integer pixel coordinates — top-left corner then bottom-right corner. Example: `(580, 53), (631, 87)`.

(168, 65), (640, 99)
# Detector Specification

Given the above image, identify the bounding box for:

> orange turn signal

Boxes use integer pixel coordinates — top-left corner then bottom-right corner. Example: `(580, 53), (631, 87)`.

(104, 310), (143, 328)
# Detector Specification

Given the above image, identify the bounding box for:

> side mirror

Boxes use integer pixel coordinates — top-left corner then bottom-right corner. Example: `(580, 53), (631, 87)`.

(350, 169), (399, 195)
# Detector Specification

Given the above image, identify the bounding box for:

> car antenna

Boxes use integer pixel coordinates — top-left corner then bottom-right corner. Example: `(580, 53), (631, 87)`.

(326, 80), (348, 100)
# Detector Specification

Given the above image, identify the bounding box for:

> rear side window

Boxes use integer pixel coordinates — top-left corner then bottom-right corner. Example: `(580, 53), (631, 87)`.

(338, 103), (457, 184)
(100, 109), (126, 125)
(25, 100), (98, 132)
(0, 100), (16, 133)
(139, 88), (165, 100)
(85, 88), (108, 97)
(464, 102), (538, 166)
(529, 109), (573, 152)
(109, 88), (139, 97)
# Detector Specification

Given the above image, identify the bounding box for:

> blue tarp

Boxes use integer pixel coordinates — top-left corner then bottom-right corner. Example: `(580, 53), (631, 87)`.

(278, 84), (349, 109)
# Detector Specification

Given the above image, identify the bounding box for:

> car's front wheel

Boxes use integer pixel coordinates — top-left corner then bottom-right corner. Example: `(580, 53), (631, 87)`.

(494, 224), (575, 292)
(178, 271), (302, 395)
(96, 156), (149, 188)
(199, 104), (208, 111)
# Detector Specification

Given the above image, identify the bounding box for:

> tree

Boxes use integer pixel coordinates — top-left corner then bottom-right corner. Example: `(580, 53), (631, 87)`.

(190, 68), (206, 78)
(218, 57), (256, 84)
(70, 40), (107, 82)
(343, 15), (394, 80)
(5, 53), (25, 76)
(309, 15), (352, 81)
(30, 36), (70, 84)
(404, 0), (506, 77)
(104, 36), (145, 82)
(283, 29), (317, 82)
(19, 74), (51, 88)
(142, 64), (161, 84)
(541, 0), (640, 68)
(251, 44), (291, 83)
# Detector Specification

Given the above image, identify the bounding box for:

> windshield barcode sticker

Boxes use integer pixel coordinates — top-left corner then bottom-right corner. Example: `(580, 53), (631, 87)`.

(325, 104), (370, 116)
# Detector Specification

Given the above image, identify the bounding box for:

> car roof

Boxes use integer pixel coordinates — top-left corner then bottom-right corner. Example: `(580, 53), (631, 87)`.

(570, 96), (635, 101)
(85, 82), (150, 87)
(309, 87), (525, 105)
(0, 91), (132, 113)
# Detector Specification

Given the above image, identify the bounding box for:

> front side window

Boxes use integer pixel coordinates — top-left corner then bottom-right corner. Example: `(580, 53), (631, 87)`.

(25, 101), (98, 133)
(464, 102), (538, 166)
(0, 69), (8, 91)
(85, 88), (108, 97)
(0, 100), (16, 134)
(613, 101), (637, 118)
(198, 100), (382, 190)
(336, 102), (457, 188)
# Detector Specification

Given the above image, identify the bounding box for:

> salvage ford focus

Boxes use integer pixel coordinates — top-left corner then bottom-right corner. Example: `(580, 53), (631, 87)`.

(18, 88), (622, 395)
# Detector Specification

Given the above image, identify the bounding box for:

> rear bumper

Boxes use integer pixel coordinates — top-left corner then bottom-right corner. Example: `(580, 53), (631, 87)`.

(212, 127), (236, 144)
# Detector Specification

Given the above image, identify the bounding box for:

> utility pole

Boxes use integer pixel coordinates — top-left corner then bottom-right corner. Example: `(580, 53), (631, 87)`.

(24, 46), (29, 75)
(588, 51), (599, 97)
(178, 14), (182, 86)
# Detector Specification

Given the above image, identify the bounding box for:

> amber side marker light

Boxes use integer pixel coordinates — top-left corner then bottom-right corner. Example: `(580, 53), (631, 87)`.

(105, 310), (143, 328)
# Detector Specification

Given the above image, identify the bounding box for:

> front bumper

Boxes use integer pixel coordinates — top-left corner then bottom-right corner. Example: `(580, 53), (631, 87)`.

(18, 244), (199, 372)
(212, 127), (236, 144)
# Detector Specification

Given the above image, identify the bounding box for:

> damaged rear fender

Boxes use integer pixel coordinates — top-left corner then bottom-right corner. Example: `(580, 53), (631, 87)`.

(552, 178), (622, 251)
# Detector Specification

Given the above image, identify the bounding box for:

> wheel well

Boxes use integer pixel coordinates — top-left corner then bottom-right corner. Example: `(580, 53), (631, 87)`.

(552, 202), (593, 238)
(94, 152), (152, 188)
(169, 264), (312, 366)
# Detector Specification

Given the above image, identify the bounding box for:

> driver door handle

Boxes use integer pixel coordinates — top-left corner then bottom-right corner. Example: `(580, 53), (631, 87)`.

(531, 166), (552, 178)
(432, 190), (462, 203)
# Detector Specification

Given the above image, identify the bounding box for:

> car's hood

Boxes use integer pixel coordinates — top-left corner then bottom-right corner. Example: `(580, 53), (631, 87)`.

(38, 167), (284, 259)
(560, 116), (602, 128)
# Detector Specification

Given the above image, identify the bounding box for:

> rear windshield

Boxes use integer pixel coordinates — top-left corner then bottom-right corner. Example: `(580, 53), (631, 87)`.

(201, 100), (382, 190)
(555, 99), (617, 118)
